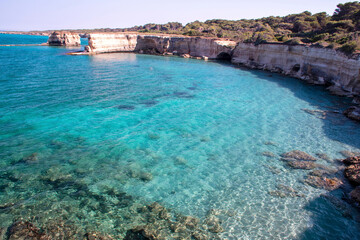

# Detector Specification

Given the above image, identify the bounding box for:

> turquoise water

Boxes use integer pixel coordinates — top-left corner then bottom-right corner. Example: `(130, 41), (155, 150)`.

(1, 34), (360, 239)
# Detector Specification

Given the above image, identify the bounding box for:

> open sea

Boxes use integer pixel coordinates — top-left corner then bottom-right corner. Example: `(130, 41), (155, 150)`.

(1, 34), (360, 239)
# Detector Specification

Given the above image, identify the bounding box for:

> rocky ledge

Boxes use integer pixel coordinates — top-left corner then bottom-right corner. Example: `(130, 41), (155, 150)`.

(47, 31), (81, 46)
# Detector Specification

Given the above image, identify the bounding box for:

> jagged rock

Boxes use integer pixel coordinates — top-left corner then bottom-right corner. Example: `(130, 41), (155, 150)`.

(281, 150), (316, 161)
(344, 106), (360, 121)
(7, 221), (46, 240)
(287, 160), (316, 170)
(343, 156), (360, 165)
(344, 164), (360, 185)
(47, 31), (80, 46)
(340, 150), (360, 158)
(262, 151), (276, 157)
(304, 175), (343, 190)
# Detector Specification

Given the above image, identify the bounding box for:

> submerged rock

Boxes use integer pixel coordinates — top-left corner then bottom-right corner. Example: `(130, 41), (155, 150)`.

(304, 175), (343, 190)
(261, 151), (276, 158)
(21, 153), (38, 163)
(117, 105), (136, 110)
(264, 141), (277, 146)
(281, 150), (316, 161)
(147, 133), (160, 140)
(286, 160), (316, 170)
(316, 153), (331, 161)
(268, 184), (304, 198)
(7, 221), (45, 240)
(204, 216), (223, 233)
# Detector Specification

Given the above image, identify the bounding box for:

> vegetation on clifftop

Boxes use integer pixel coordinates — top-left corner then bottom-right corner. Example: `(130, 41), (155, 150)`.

(113, 1), (360, 54)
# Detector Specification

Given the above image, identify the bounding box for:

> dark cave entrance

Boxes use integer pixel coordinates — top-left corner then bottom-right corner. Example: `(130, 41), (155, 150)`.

(216, 52), (232, 61)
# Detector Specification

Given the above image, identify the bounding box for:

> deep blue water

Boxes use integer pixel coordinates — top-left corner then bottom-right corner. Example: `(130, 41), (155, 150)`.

(0, 34), (360, 239)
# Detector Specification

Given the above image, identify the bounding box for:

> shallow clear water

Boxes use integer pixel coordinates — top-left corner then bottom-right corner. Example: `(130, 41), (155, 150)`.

(1, 34), (360, 239)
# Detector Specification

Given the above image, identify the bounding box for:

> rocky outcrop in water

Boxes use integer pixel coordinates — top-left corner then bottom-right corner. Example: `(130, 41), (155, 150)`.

(343, 156), (360, 204)
(47, 31), (81, 46)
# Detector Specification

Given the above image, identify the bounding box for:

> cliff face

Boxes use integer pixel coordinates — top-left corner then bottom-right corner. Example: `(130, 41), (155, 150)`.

(232, 43), (360, 97)
(48, 31), (81, 46)
(86, 33), (138, 53)
(85, 33), (236, 59)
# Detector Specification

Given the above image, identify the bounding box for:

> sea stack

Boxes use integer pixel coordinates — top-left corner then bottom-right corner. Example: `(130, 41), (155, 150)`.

(47, 31), (81, 46)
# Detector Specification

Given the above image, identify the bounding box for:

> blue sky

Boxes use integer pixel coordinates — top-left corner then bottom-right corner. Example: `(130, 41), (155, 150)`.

(0, 0), (352, 31)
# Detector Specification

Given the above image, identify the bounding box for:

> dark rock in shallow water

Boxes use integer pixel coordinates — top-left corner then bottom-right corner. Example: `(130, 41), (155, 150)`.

(7, 221), (45, 240)
(343, 156), (360, 165)
(344, 164), (360, 185)
(117, 105), (136, 110)
(286, 160), (316, 170)
(281, 150), (316, 161)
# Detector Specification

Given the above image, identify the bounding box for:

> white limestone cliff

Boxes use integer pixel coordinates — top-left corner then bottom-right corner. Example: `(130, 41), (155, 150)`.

(47, 31), (81, 46)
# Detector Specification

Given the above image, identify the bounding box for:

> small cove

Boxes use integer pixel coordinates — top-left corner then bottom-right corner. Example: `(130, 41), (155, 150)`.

(0, 34), (360, 239)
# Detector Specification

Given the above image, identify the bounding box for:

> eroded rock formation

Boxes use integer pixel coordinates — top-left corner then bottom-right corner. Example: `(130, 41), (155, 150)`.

(84, 33), (236, 59)
(232, 43), (360, 97)
(47, 31), (81, 46)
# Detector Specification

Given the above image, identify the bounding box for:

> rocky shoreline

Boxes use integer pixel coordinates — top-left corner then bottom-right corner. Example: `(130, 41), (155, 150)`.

(44, 31), (360, 121)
